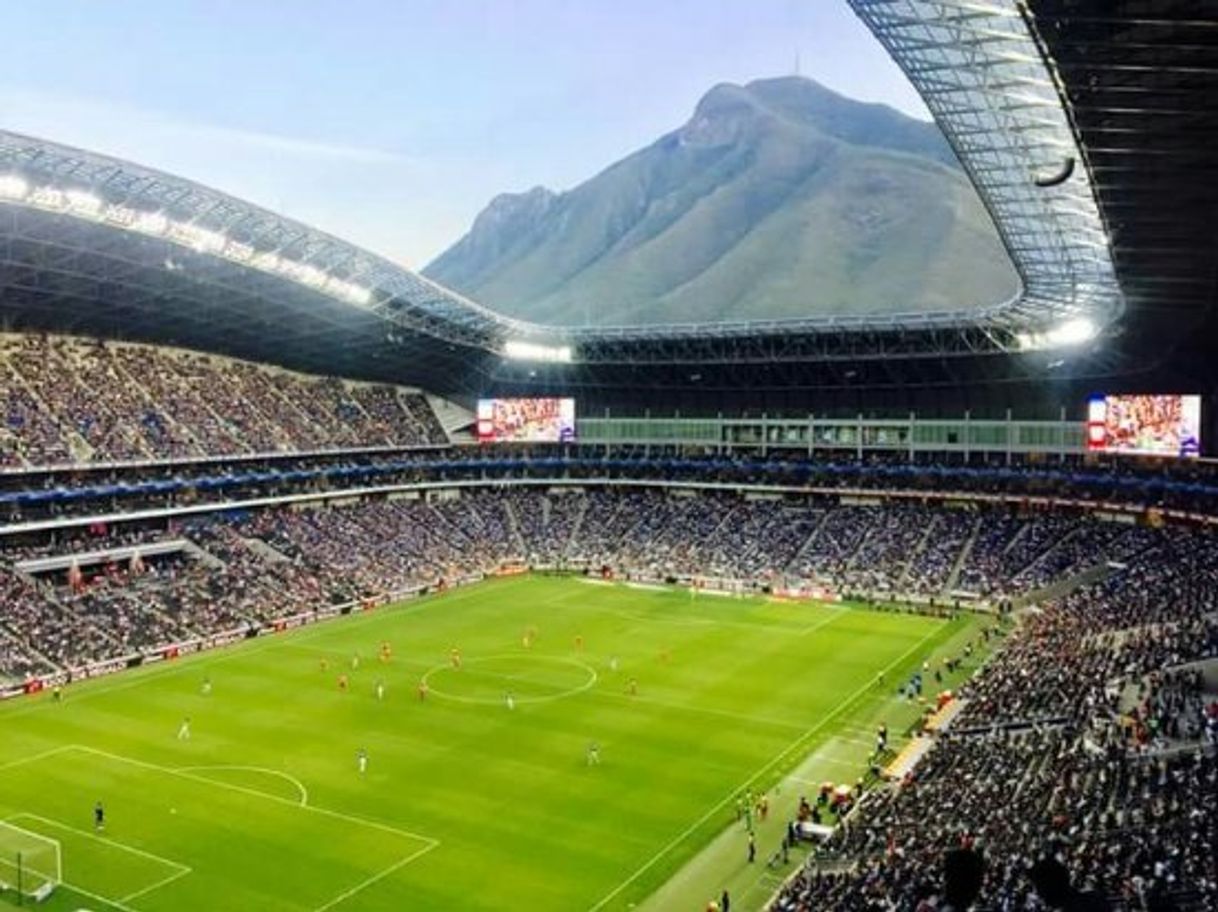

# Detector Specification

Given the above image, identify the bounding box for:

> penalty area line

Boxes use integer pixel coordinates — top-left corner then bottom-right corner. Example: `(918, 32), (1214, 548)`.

(175, 764), (310, 807)
(312, 840), (438, 912)
(584, 620), (947, 912)
(68, 745), (438, 849)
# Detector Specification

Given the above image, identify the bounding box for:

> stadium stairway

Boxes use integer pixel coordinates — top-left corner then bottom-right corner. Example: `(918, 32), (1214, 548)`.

(943, 515), (983, 593)
(895, 516), (938, 591)
(563, 497), (589, 560)
(788, 509), (832, 568)
(424, 394), (474, 440)
(234, 535), (293, 565)
(1015, 561), (1113, 608)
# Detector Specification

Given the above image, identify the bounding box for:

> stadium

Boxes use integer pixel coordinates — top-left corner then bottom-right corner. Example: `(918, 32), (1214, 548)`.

(0, 1), (1216, 911)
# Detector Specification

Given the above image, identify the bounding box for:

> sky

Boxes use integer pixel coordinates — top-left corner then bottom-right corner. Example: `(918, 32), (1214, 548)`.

(0, 0), (928, 269)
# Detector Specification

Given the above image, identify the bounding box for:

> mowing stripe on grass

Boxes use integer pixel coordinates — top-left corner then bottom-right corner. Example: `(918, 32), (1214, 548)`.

(590, 689), (806, 732)
(585, 620), (948, 912)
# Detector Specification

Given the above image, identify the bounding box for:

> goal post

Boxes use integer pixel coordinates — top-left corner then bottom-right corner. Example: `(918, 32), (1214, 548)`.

(0, 822), (60, 903)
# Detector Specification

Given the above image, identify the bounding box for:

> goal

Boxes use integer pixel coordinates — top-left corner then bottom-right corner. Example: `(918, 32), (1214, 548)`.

(0, 822), (60, 903)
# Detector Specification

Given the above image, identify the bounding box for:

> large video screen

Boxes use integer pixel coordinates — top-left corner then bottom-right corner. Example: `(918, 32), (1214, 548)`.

(1086, 394), (1202, 457)
(477, 398), (576, 443)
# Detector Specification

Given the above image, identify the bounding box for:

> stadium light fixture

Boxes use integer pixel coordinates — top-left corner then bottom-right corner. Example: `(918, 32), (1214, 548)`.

(64, 190), (104, 217)
(1016, 316), (1098, 351)
(503, 340), (573, 363)
(0, 174), (30, 200)
(0, 174), (375, 308)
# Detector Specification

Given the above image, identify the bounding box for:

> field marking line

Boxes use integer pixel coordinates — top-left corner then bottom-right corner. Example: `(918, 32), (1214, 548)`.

(589, 690), (805, 733)
(421, 654), (599, 706)
(68, 746), (439, 849)
(61, 878), (142, 912)
(0, 744), (76, 774)
(1, 811), (189, 910)
(119, 865), (194, 903)
(796, 604), (852, 636)
(585, 620), (948, 912)
(174, 765), (309, 807)
(5, 812), (191, 875)
(311, 840), (438, 912)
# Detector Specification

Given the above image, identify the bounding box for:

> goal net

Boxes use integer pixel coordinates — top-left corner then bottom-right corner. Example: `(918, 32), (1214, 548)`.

(0, 822), (60, 903)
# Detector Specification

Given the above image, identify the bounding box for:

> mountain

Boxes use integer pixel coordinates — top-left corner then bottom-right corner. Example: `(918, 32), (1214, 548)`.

(424, 76), (1019, 327)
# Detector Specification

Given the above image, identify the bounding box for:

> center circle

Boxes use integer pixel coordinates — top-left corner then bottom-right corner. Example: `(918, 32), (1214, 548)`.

(422, 654), (598, 705)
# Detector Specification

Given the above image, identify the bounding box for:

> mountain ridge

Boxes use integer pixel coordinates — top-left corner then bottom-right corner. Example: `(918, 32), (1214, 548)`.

(425, 76), (1018, 326)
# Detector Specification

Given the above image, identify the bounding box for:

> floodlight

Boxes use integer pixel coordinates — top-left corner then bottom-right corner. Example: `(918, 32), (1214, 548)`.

(504, 340), (573, 363)
(0, 174), (29, 200)
(1046, 317), (1097, 346)
(1017, 317), (1098, 351)
(64, 190), (103, 217)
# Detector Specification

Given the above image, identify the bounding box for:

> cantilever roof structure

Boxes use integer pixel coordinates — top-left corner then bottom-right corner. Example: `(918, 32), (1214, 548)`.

(849, 0), (1121, 330)
(1, 0), (1192, 400)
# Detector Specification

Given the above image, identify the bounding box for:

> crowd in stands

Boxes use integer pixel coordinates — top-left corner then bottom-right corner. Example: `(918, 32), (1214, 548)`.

(0, 334), (445, 467)
(771, 514), (1218, 912)
(1, 489), (1209, 682)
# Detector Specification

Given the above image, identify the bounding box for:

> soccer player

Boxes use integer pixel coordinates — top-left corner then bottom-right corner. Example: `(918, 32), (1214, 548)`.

(177, 716), (191, 740)
(587, 741), (600, 766)
(574, 635), (584, 651)
(375, 678), (385, 702)
(52, 685), (63, 703)
(319, 658), (329, 674)
(93, 800), (105, 831)
(609, 655), (619, 673)
(356, 748), (368, 775)
(201, 675), (212, 696)
(379, 641), (392, 663)
(450, 648), (462, 669)
(417, 679), (429, 701)
(505, 691), (516, 711)
(351, 653), (361, 671)
(628, 678), (638, 697)
(338, 674), (349, 693)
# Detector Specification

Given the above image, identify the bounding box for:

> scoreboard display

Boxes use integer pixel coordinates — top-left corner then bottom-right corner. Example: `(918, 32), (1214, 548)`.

(1086, 394), (1201, 458)
(476, 398), (576, 443)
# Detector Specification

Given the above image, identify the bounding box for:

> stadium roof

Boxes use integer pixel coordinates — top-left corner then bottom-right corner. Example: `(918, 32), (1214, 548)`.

(1, 1), (1208, 400)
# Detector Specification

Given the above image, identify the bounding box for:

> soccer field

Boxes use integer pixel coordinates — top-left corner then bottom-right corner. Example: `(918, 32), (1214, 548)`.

(0, 576), (976, 911)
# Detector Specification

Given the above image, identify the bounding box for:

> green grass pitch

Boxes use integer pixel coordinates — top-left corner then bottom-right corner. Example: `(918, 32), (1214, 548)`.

(0, 576), (977, 911)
